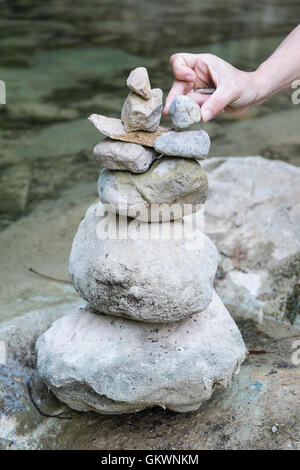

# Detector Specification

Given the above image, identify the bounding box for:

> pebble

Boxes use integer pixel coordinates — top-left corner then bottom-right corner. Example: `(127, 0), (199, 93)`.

(169, 95), (201, 129)
(121, 89), (163, 132)
(126, 67), (151, 100)
(154, 130), (210, 159)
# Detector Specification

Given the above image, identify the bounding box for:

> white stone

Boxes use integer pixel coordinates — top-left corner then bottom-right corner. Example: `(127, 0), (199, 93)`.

(69, 202), (219, 322)
(126, 67), (151, 100)
(169, 95), (201, 129)
(35, 291), (247, 414)
(203, 156), (300, 325)
(121, 89), (163, 132)
(154, 130), (210, 159)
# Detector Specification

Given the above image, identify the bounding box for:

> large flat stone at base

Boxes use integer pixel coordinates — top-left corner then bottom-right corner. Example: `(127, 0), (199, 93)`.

(36, 292), (246, 415)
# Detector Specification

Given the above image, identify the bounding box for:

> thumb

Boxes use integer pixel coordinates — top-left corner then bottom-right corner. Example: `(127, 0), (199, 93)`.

(201, 86), (235, 121)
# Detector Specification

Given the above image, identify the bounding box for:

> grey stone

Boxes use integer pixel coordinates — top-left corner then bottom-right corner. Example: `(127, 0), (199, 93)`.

(93, 138), (157, 173)
(154, 130), (210, 159)
(35, 291), (246, 414)
(69, 202), (219, 322)
(88, 113), (170, 147)
(126, 67), (151, 100)
(169, 95), (201, 129)
(121, 89), (163, 132)
(98, 157), (208, 221)
(203, 156), (300, 326)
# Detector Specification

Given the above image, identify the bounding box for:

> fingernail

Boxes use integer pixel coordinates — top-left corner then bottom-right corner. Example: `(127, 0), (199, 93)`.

(202, 109), (212, 121)
(185, 74), (194, 81)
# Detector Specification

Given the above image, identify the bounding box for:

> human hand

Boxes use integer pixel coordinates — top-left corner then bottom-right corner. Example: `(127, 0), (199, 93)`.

(163, 53), (261, 121)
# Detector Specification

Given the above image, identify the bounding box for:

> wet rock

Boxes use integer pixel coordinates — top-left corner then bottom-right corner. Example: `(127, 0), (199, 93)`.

(169, 95), (201, 129)
(121, 89), (163, 132)
(89, 114), (170, 147)
(69, 202), (219, 322)
(36, 291), (246, 414)
(203, 156), (300, 326)
(93, 138), (157, 173)
(126, 67), (151, 100)
(154, 130), (210, 159)
(98, 157), (208, 221)
(0, 165), (31, 217)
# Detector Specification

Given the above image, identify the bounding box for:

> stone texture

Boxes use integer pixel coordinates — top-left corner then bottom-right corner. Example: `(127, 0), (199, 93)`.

(89, 114), (170, 147)
(35, 291), (246, 415)
(121, 89), (163, 132)
(154, 130), (210, 159)
(203, 156), (300, 325)
(93, 138), (157, 173)
(69, 202), (219, 322)
(169, 95), (201, 129)
(126, 67), (151, 100)
(98, 157), (208, 221)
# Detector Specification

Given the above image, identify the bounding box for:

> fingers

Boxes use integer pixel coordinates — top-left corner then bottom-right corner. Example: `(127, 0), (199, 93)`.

(201, 87), (236, 121)
(163, 80), (194, 115)
(170, 53), (197, 82)
(186, 90), (210, 106)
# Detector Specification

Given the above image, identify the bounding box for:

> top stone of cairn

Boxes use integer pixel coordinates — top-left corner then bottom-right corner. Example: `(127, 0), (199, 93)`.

(126, 67), (151, 100)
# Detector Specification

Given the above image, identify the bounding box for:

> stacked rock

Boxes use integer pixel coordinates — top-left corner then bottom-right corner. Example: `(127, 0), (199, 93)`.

(35, 68), (246, 414)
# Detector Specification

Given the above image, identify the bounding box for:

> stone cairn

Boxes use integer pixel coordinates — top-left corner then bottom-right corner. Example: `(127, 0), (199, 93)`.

(36, 68), (246, 414)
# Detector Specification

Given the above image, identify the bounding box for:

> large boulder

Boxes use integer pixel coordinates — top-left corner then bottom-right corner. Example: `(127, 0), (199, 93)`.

(98, 157), (208, 221)
(69, 202), (218, 322)
(35, 291), (247, 415)
(203, 156), (300, 327)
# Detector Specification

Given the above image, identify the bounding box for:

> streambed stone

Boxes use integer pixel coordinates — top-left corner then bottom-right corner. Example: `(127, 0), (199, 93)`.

(121, 89), (163, 132)
(88, 114), (170, 147)
(93, 138), (157, 173)
(169, 95), (201, 129)
(126, 67), (151, 100)
(98, 157), (208, 221)
(154, 130), (210, 159)
(69, 202), (219, 322)
(36, 291), (246, 414)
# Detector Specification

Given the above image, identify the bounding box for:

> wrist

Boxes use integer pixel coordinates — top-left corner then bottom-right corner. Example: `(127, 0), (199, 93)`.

(250, 67), (272, 105)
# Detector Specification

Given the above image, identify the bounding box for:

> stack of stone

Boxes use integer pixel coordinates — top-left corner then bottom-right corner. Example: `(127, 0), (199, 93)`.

(35, 68), (246, 414)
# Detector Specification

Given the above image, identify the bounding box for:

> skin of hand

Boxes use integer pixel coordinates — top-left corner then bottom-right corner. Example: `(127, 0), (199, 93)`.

(163, 53), (262, 121)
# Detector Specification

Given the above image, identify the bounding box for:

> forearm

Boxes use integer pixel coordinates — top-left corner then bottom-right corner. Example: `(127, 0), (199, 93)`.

(253, 25), (300, 103)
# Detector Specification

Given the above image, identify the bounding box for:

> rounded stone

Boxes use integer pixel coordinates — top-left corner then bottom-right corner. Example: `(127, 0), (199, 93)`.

(93, 138), (157, 173)
(98, 157), (208, 221)
(36, 291), (247, 414)
(154, 130), (210, 159)
(169, 95), (201, 129)
(69, 202), (219, 322)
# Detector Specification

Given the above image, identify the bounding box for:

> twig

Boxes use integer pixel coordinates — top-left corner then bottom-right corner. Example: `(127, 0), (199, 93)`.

(28, 267), (71, 284)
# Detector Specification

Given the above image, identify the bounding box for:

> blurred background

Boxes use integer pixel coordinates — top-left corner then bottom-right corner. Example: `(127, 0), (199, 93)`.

(0, 0), (300, 320)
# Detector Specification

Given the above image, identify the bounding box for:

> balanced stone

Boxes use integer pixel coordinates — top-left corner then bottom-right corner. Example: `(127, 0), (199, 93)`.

(121, 89), (163, 132)
(89, 114), (170, 147)
(154, 130), (210, 159)
(126, 67), (151, 100)
(169, 95), (201, 129)
(98, 157), (208, 221)
(36, 291), (247, 414)
(69, 203), (219, 322)
(93, 138), (157, 173)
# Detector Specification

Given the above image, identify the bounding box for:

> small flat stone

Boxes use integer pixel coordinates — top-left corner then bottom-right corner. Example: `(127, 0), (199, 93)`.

(154, 130), (210, 159)
(121, 89), (163, 132)
(93, 138), (157, 173)
(126, 67), (151, 100)
(169, 95), (201, 129)
(88, 114), (170, 147)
